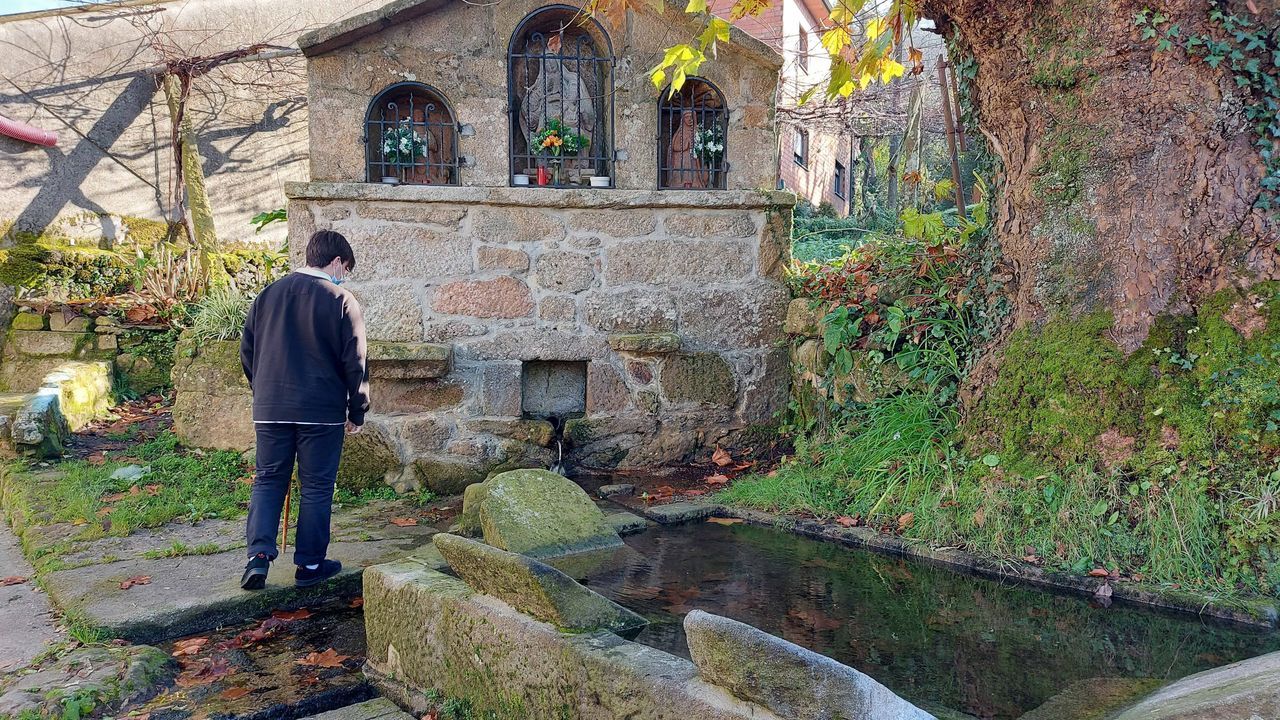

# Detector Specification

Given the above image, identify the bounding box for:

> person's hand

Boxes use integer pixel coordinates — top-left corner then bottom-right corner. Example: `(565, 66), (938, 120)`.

(346, 421), (362, 435)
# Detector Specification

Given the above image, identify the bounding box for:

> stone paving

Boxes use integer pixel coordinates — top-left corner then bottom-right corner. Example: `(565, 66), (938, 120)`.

(0, 520), (58, 673)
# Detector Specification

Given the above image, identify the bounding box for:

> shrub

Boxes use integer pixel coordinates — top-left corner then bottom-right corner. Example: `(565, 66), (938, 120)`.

(190, 286), (252, 342)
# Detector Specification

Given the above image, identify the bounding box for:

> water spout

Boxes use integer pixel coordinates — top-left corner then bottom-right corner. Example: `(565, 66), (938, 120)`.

(548, 416), (567, 476)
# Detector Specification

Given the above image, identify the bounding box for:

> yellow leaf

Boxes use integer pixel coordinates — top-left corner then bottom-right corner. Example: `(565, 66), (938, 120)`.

(821, 27), (850, 56)
(865, 17), (889, 40)
(650, 68), (667, 89)
(878, 58), (906, 83)
(685, 0), (707, 11)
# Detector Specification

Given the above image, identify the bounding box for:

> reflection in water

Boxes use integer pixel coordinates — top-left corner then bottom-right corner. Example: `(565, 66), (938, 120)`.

(578, 522), (1280, 719)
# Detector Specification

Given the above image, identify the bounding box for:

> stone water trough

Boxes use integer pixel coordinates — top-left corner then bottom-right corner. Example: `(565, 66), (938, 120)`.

(362, 469), (934, 720)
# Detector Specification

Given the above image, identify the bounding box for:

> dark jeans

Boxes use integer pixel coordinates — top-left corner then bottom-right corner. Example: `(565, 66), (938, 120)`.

(246, 423), (345, 567)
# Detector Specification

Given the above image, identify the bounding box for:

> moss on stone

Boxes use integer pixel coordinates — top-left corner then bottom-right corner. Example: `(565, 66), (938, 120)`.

(0, 238), (135, 298)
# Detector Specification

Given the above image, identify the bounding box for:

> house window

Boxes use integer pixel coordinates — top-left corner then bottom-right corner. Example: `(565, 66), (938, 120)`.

(658, 77), (727, 190)
(793, 128), (808, 168)
(508, 6), (614, 188)
(797, 25), (809, 72)
(834, 160), (846, 199)
(364, 82), (459, 185)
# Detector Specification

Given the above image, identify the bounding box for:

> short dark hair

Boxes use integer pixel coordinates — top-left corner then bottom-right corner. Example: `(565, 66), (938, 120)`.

(305, 230), (356, 271)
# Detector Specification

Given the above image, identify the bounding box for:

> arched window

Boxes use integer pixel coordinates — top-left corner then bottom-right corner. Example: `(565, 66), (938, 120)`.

(508, 6), (614, 188)
(659, 78), (728, 190)
(364, 82), (459, 185)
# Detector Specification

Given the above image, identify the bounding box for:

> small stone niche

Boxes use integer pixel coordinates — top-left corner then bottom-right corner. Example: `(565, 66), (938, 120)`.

(521, 361), (587, 421)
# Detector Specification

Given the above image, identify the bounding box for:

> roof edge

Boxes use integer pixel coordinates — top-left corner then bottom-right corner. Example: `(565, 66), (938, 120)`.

(0, 0), (177, 26)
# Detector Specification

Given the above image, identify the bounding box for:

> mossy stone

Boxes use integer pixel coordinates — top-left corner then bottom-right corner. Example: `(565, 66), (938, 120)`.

(11, 313), (44, 331)
(660, 353), (736, 406)
(465, 469), (623, 558)
(433, 533), (646, 634)
(337, 423), (400, 492)
(411, 458), (485, 495)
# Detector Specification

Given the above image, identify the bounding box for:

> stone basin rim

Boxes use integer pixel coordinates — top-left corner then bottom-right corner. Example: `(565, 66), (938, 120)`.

(633, 501), (1280, 630)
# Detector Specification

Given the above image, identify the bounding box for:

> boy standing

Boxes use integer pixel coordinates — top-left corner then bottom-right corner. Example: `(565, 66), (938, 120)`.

(239, 230), (370, 590)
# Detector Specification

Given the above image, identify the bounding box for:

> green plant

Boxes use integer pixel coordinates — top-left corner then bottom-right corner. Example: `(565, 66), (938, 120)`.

(533, 118), (589, 157)
(250, 207), (287, 233)
(381, 122), (426, 165)
(189, 286), (251, 342)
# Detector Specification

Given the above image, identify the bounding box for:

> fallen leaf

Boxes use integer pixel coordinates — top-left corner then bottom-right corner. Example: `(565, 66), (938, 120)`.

(219, 686), (252, 701)
(706, 517), (743, 525)
(897, 512), (915, 531)
(120, 575), (151, 590)
(144, 484), (162, 496)
(171, 637), (209, 656)
(1094, 583), (1114, 599)
(175, 656), (232, 687)
(834, 515), (859, 528)
(86, 452), (107, 466)
(704, 474), (730, 486)
(684, 489), (706, 496)
(96, 507), (114, 517)
(1087, 568), (1110, 577)
(422, 712), (440, 720)
(1246, 0), (1259, 13)
(972, 506), (986, 528)
(389, 517), (419, 527)
(271, 608), (313, 621)
(348, 596), (364, 608)
(1, 576), (27, 586)
(297, 648), (350, 668)
(712, 447), (733, 467)
(71, 518), (87, 526)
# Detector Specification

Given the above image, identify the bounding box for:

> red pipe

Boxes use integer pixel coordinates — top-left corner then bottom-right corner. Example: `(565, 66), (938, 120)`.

(0, 114), (57, 147)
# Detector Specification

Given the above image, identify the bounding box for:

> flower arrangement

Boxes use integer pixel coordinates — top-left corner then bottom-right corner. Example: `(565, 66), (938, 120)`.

(693, 124), (725, 164)
(380, 122), (426, 165)
(533, 118), (589, 158)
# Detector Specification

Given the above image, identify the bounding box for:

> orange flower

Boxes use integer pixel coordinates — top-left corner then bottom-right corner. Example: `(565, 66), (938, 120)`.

(541, 135), (563, 148)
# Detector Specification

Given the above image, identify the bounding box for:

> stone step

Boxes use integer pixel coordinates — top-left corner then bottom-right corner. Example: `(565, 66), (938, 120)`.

(300, 697), (415, 720)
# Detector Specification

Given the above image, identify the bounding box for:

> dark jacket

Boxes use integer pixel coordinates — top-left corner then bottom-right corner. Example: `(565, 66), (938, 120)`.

(240, 271), (370, 425)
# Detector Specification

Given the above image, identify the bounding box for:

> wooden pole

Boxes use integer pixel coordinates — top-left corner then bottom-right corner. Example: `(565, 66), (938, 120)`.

(947, 61), (967, 151)
(937, 57), (966, 218)
(280, 477), (293, 556)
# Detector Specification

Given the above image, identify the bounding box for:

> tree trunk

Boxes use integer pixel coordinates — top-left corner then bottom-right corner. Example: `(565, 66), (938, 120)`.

(162, 73), (218, 270)
(859, 136), (878, 222)
(920, 0), (1277, 353)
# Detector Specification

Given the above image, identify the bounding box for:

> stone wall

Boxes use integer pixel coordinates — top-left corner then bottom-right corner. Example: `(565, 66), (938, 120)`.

(0, 312), (116, 394)
(300, 0), (781, 192)
(287, 183), (792, 485)
(170, 333), (255, 453)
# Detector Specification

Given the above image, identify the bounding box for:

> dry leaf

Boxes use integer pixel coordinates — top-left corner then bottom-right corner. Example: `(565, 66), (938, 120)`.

(684, 489), (706, 496)
(704, 474), (730, 486)
(711, 447), (733, 467)
(1087, 568), (1110, 577)
(171, 637), (209, 656)
(897, 512), (915, 531)
(219, 686), (252, 701)
(272, 608), (313, 621)
(175, 656), (232, 687)
(834, 515), (859, 528)
(706, 517), (743, 525)
(96, 507), (114, 517)
(1, 576), (27, 586)
(144, 484), (162, 496)
(120, 575), (151, 590)
(349, 596), (364, 608)
(972, 506), (986, 528)
(1094, 583), (1114, 599)
(389, 517), (419, 527)
(297, 648), (350, 668)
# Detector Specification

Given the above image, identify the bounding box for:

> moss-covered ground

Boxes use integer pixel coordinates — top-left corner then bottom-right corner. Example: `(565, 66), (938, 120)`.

(724, 285), (1280, 601)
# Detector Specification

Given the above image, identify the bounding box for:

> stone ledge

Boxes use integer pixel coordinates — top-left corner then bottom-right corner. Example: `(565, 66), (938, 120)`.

(608, 333), (681, 354)
(286, 182), (794, 210)
(367, 341), (451, 379)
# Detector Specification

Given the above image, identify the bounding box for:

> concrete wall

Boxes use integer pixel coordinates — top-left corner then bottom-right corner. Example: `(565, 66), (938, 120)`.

(0, 0), (356, 246)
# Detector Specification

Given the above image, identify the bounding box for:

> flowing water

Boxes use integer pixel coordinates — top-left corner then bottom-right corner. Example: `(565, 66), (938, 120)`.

(578, 521), (1280, 720)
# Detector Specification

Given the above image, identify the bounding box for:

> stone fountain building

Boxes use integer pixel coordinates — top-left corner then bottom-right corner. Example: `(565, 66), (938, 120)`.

(285, 0), (793, 493)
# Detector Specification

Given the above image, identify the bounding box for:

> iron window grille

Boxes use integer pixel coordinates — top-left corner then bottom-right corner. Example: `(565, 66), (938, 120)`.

(363, 82), (459, 185)
(658, 77), (728, 190)
(834, 160), (846, 199)
(508, 5), (615, 189)
(793, 128), (808, 168)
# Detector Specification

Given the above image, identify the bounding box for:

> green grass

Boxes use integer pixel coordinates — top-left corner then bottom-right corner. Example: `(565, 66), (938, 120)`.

(334, 484), (436, 508)
(18, 432), (252, 542)
(720, 393), (1271, 599)
(141, 541), (223, 559)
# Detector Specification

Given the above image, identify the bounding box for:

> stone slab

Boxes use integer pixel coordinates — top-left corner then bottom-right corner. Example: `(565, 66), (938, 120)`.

(645, 501), (722, 524)
(1020, 677), (1166, 720)
(300, 698), (415, 720)
(42, 537), (431, 644)
(0, 518), (59, 673)
(366, 341), (451, 379)
(605, 510), (648, 536)
(286, 182), (794, 210)
(466, 469), (624, 558)
(684, 610), (935, 720)
(1112, 650), (1280, 720)
(433, 533), (646, 634)
(597, 483), (636, 498)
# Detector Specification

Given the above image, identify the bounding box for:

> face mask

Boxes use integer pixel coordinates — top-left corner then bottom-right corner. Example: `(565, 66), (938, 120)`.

(328, 273), (345, 286)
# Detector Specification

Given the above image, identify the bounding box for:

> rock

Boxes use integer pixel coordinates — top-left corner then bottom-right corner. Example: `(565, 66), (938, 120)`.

(41, 360), (113, 431)
(367, 341), (451, 379)
(597, 483), (635, 498)
(535, 251), (595, 293)
(476, 245), (530, 272)
(337, 421), (401, 491)
(170, 334), (254, 451)
(568, 210), (657, 237)
(684, 610), (935, 720)
(347, 282), (424, 342)
(411, 458), (485, 495)
(11, 394), (66, 457)
(116, 353), (168, 395)
(0, 644), (174, 718)
(12, 329), (80, 356)
(49, 314), (91, 332)
(432, 276), (534, 319)
(538, 294), (577, 322)
(433, 533), (646, 634)
(471, 207), (565, 243)
(605, 511), (648, 535)
(604, 239), (752, 286)
(110, 464), (151, 482)
(645, 501), (720, 524)
(583, 289), (677, 333)
(608, 333), (681, 354)
(300, 697), (416, 720)
(10, 312), (44, 331)
(461, 469), (624, 557)
(461, 418), (555, 447)
(784, 298), (822, 335)
(660, 353), (736, 407)
(663, 211), (756, 238)
(1111, 650), (1280, 720)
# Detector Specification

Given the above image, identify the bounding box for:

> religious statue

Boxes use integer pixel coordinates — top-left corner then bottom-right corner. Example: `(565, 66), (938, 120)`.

(665, 109), (709, 189)
(520, 33), (597, 172)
